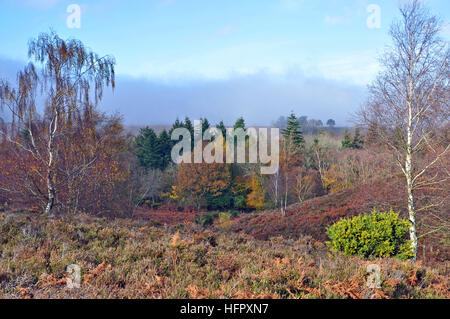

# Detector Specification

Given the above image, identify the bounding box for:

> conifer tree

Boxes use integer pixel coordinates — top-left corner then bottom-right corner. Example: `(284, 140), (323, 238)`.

(217, 120), (227, 138)
(282, 112), (304, 147)
(158, 130), (172, 169)
(352, 128), (364, 149)
(233, 117), (245, 130)
(341, 128), (353, 149)
(135, 127), (161, 170)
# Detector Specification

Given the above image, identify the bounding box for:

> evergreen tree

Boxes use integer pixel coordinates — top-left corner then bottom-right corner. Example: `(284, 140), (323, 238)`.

(352, 128), (364, 149)
(341, 128), (353, 149)
(135, 127), (174, 171)
(282, 112), (304, 147)
(158, 130), (172, 169)
(233, 117), (245, 130)
(135, 127), (163, 170)
(201, 117), (210, 133)
(184, 117), (194, 137)
(172, 118), (183, 129)
(217, 120), (227, 138)
(169, 117), (185, 140)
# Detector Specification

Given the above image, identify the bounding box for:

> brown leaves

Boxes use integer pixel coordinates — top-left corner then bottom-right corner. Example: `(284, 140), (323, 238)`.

(19, 287), (33, 299)
(322, 276), (362, 299)
(176, 162), (231, 208)
(142, 275), (169, 298)
(170, 231), (193, 248)
(407, 269), (420, 286)
(185, 285), (277, 299)
(83, 262), (111, 285)
(185, 285), (211, 299)
(38, 273), (67, 289)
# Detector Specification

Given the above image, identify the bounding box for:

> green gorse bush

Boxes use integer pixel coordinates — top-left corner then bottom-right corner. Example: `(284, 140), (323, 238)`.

(326, 209), (414, 260)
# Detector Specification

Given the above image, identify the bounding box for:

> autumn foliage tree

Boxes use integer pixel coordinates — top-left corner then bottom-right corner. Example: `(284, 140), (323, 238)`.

(0, 31), (123, 215)
(173, 162), (232, 209)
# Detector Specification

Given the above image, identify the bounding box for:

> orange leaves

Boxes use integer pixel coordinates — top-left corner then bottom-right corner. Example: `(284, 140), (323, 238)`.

(38, 261), (112, 290)
(322, 276), (363, 299)
(322, 164), (352, 193)
(245, 176), (265, 210)
(176, 162), (231, 207)
(170, 231), (181, 248)
(83, 262), (111, 285)
(193, 230), (215, 243)
(19, 287), (33, 299)
(170, 231), (193, 248)
(38, 273), (67, 288)
(407, 269), (421, 286)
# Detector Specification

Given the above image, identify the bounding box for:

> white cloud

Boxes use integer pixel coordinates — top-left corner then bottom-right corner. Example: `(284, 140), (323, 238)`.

(313, 52), (379, 85)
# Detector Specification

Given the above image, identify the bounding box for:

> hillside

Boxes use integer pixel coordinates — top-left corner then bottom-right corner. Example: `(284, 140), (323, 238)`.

(0, 211), (448, 299)
(231, 177), (449, 263)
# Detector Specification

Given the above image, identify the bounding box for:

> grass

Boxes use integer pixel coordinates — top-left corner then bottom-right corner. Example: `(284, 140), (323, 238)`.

(0, 210), (448, 299)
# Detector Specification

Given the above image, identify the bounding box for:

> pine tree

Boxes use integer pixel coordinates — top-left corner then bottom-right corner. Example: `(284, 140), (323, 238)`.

(352, 128), (364, 149)
(135, 127), (162, 170)
(158, 130), (172, 169)
(217, 120), (227, 138)
(201, 117), (210, 133)
(184, 117), (194, 137)
(341, 128), (353, 149)
(282, 112), (304, 147)
(233, 117), (245, 130)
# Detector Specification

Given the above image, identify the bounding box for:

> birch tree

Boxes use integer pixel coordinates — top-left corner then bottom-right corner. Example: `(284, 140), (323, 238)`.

(0, 31), (115, 214)
(358, 0), (449, 259)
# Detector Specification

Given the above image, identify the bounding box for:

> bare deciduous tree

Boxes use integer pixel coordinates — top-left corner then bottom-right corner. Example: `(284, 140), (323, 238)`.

(358, 0), (449, 259)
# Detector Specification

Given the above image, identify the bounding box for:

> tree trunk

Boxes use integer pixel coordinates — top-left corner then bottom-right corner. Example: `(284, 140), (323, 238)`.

(45, 113), (57, 215)
(45, 172), (56, 214)
(405, 111), (418, 260)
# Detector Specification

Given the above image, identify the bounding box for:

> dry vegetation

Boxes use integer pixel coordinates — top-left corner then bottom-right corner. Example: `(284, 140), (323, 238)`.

(0, 210), (448, 299)
(0, 1), (448, 300)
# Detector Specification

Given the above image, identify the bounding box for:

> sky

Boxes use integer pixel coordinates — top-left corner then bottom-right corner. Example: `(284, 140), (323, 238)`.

(0, 0), (449, 126)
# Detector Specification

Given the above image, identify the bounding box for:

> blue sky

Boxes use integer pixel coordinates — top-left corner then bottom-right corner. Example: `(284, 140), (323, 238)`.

(0, 0), (449, 125)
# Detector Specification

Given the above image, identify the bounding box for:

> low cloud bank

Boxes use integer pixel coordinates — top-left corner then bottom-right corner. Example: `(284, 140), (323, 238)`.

(1, 57), (366, 126)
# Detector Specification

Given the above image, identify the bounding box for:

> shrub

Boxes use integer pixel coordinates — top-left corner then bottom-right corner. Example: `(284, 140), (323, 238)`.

(207, 193), (233, 209)
(326, 209), (414, 260)
(195, 212), (219, 227)
(218, 212), (232, 231)
(233, 195), (246, 210)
